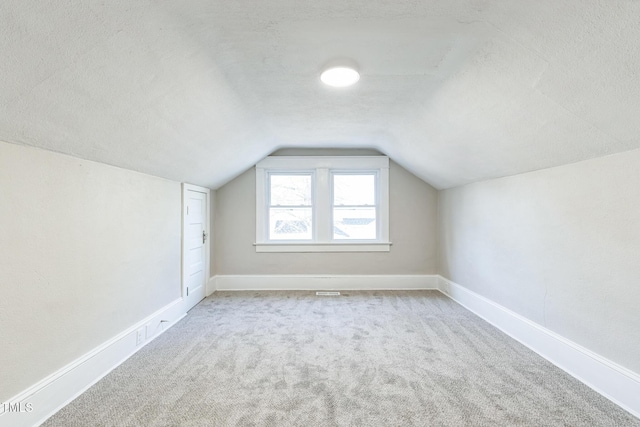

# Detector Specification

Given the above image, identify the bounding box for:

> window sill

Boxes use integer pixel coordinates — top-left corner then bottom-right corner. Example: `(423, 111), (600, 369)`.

(254, 242), (392, 253)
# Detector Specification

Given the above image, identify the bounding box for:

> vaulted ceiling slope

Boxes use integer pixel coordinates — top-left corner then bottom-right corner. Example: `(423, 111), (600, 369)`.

(2, 1), (639, 189)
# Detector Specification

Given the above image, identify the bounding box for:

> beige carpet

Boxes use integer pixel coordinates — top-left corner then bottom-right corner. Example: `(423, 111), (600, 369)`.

(44, 291), (639, 426)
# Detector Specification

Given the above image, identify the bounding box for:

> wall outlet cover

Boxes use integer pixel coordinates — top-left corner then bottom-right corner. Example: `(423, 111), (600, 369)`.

(135, 328), (145, 346)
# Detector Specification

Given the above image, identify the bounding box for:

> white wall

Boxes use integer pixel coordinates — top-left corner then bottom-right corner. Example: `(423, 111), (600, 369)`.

(215, 151), (438, 275)
(0, 141), (182, 401)
(438, 148), (640, 374)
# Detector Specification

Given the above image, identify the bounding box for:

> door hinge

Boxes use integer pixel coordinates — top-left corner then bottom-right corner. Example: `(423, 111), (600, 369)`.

(186, 287), (189, 296)
(187, 206), (189, 215)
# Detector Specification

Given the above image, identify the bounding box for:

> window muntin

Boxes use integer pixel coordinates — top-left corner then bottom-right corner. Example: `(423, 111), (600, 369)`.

(268, 173), (313, 241)
(332, 173), (377, 240)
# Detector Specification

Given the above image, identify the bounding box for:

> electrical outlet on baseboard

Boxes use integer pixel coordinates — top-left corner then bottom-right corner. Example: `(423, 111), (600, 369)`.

(135, 327), (145, 346)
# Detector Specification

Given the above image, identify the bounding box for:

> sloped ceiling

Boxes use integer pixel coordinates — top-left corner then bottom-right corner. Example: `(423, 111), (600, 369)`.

(2, 1), (639, 189)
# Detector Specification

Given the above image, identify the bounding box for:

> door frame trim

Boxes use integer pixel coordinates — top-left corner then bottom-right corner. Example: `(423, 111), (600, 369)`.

(181, 183), (211, 306)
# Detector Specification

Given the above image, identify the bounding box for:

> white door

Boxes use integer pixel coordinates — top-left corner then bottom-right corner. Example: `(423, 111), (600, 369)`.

(183, 186), (208, 311)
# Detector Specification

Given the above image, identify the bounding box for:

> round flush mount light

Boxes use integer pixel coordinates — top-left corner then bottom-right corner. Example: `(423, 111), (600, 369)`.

(320, 66), (360, 88)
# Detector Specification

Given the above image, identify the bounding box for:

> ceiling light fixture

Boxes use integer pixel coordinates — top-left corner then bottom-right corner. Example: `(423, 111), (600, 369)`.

(320, 66), (360, 88)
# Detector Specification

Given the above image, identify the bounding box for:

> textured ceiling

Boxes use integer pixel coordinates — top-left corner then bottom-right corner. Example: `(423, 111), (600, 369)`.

(2, 1), (640, 189)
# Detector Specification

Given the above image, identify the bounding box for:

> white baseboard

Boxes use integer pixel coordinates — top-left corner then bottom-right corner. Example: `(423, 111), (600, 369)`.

(8, 278), (634, 425)
(206, 276), (216, 296)
(1, 299), (187, 427)
(214, 274), (439, 291)
(437, 276), (640, 419)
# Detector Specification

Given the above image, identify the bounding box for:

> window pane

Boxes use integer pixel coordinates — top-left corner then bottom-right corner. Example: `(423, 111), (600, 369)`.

(269, 208), (313, 240)
(270, 174), (312, 206)
(333, 207), (376, 240)
(333, 174), (375, 206)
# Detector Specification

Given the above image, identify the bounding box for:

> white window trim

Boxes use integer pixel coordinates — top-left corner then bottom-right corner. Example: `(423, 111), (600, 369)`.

(255, 156), (391, 253)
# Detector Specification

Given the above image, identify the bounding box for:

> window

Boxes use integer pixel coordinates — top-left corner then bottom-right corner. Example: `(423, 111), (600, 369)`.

(332, 173), (377, 240)
(268, 173), (313, 240)
(255, 156), (390, 252)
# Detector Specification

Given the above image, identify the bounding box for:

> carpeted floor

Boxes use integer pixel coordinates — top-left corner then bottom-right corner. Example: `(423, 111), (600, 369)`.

(43, 291), (639, 426)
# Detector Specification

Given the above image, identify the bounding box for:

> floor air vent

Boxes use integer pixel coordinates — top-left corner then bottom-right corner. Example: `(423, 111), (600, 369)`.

(316, 291), (341, 296)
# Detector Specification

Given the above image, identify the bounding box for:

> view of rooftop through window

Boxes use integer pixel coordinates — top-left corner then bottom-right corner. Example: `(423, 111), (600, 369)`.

(267, 172), (378, 241)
